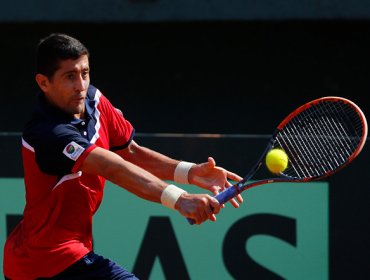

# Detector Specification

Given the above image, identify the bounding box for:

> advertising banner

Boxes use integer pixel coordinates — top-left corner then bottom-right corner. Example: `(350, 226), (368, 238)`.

(0, 178), (328, 279)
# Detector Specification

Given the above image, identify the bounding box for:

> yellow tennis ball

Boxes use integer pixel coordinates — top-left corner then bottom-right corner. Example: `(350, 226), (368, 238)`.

(265, 148), (289, 174)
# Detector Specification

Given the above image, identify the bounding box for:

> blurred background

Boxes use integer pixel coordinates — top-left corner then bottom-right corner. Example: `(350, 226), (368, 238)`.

(0, 0), (369, 279)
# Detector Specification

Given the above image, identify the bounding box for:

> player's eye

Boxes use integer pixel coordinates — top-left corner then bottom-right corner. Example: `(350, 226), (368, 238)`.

(66, 73), (75, 80)
(82, 71), (89, 79)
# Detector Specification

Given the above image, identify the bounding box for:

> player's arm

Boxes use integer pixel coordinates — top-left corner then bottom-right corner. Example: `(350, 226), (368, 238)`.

(116, 141), (243, 207)
(80, 146), (220, 224)
(115, 140), (179, 181)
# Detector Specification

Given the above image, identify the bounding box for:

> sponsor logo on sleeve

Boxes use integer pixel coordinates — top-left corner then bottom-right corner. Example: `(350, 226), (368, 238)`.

(63, 141), (85, 161)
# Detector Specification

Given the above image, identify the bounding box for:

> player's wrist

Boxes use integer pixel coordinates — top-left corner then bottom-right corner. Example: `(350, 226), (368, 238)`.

(174, 161), (195, 184)
(160, 184), (187, 209)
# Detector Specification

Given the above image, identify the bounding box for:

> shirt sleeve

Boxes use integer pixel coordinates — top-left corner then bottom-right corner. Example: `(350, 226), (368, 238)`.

(98, 94), (135, 151)
(30, 123), (94, 175)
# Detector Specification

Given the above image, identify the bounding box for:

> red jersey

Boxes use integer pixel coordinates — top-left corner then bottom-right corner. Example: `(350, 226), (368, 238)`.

(3, 85), (134, 279)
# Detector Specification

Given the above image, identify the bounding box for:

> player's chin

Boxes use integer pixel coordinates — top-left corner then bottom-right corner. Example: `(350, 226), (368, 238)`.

(70, 104), (85, 115)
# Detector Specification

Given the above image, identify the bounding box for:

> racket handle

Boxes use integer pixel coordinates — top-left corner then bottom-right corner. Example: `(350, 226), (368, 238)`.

(214, 185), (239, 205)
(187, 186), (239, 225)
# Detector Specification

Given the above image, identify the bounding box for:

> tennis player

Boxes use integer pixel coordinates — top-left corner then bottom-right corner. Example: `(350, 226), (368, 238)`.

(3, 33), (243, 279)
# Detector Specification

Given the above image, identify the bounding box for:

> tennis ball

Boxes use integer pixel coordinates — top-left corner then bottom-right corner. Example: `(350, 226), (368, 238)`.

(265, 148), (288, 174)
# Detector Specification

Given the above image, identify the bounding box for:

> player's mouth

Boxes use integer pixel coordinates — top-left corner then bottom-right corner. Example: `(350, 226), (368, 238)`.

(72, 96), (85, 103)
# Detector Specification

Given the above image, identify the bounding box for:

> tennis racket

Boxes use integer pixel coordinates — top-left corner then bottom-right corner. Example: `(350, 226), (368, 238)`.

(188, 96), (368, 225)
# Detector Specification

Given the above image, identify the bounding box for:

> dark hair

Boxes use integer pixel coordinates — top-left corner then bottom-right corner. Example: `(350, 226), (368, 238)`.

(36, 33), (89, 79)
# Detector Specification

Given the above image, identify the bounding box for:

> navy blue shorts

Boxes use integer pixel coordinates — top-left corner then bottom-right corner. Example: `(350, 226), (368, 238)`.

(4, 251), (139, 280)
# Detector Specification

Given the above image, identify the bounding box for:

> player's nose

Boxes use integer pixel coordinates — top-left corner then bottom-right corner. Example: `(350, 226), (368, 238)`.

(75, 75), (88, 92)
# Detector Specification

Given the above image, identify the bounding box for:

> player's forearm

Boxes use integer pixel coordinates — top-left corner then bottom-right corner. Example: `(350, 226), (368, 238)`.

(109, 161), (167, 203)
(116, 141), (179, 180)
(81, 147), (168, 203)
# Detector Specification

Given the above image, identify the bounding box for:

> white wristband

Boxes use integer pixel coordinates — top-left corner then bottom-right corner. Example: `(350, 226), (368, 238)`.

(174, 161), (195, 184)
(160, 184), (186, 209)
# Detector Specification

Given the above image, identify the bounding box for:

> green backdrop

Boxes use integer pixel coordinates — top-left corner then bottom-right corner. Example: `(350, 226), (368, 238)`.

(0, 178), (328, 279)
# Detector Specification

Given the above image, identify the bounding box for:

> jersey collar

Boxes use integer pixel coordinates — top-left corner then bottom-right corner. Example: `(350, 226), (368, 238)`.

(35, 86), (96, 124)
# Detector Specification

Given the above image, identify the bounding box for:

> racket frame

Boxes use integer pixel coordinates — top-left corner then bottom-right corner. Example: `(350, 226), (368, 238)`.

(189, 96), (368, 224)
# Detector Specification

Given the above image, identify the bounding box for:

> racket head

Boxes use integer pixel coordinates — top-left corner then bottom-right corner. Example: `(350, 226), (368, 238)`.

(189, 97), (367, 224)
(271, 96), (368, 181)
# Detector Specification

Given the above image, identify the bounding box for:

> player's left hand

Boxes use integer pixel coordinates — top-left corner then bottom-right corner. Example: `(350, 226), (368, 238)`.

(188, 157), (244, 208)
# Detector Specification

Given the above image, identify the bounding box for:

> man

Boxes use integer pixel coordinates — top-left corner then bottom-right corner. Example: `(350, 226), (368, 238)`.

(3, 33), (243, 279)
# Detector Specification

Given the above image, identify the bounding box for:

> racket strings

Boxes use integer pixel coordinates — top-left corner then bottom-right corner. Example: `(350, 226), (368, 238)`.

(298, 102), (360, 174)
(275, 100), (364, 179)
(278, 106), (337, 177)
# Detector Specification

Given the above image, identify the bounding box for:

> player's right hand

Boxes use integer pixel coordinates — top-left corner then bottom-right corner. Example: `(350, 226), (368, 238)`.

(175, 193), (220, 225)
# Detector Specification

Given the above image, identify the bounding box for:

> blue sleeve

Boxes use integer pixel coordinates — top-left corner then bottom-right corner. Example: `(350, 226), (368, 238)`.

(24, 123), (93, 176)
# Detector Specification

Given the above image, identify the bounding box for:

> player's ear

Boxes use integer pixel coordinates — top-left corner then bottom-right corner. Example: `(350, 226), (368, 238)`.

(35, 73), (49, 92)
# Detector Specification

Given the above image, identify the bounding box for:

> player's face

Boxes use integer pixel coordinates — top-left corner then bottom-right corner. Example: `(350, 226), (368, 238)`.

(40, 55), (90, 118)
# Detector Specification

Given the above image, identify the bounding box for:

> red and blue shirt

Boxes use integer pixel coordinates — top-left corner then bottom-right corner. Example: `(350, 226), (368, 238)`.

(4, 85), (134, 279)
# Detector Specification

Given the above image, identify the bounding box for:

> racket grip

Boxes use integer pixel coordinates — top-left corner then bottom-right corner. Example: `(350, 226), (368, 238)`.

(187, 186), (239, 225)
(214, 185), (239, 205)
